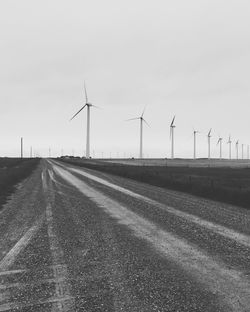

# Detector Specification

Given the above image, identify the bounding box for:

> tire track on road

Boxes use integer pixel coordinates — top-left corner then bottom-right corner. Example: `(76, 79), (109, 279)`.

(0, 216), (45, 272)
(57, 163), (250, 250)
(0, 165), (75, 311)
(42, 170), (75, 312)
(0, 169), (47, 311)
(53, 163), (250, 312)
(51, 175), (154, 312)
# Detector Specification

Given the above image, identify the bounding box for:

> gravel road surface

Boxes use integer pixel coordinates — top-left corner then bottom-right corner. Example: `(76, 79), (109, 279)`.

(1, 159), (250, 311)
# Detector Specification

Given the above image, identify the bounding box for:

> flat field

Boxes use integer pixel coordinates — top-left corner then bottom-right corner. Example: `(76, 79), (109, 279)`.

(104, 157), (250, 168)
(0, 158), (40, 209)
(59, 157), (250, 209)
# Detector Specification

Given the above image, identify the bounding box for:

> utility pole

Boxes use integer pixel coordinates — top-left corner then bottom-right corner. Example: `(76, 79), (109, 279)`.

(227, 136), (232, 160)
(21, 137), (23, 158)
(193, 130), (199, 159)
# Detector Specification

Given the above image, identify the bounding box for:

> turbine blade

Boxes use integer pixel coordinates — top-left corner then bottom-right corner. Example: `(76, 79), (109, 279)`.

(141, 105), (147, 118)
(70, 104), (87, 121)
(142, 118), (150, 127)
(91, 104), (101, 109)
(84, 81), (88, 103)
(208, 128), (212, 136)
(125, 117), (140, 121)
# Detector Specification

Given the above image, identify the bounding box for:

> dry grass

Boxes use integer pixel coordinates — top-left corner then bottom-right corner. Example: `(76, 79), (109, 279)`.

(0, 158), (40, 210)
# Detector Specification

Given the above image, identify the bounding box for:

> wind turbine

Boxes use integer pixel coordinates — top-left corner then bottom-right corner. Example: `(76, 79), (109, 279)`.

(207, 129), (212, 159)
(193, 129), (200, 159)
(170, 116), (176, 159)
(70, 82), (98, 158)
(227, 135), (232, 160)
(126, 107), (149, 159)
(236, 140), (239, 160)
(217, 137), (223, 159)
(242, 144), (244, 159)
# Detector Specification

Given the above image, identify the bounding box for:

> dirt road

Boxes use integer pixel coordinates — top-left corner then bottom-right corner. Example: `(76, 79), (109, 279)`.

(1, 159), (250, 311)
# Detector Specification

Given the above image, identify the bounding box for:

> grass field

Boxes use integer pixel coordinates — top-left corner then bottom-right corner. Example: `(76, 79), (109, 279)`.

(0, 158), (40, 210)
(103, 158), (250, 168)
(59, 157), (250, 209)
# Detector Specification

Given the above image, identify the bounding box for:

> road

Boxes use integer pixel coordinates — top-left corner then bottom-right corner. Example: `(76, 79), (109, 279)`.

(1, 159), (250, 311)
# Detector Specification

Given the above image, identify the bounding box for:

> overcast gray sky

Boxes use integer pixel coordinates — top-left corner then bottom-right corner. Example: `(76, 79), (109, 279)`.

(1, 0), (250, 158)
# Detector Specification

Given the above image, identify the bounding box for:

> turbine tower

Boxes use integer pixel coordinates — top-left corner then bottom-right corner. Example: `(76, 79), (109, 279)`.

(193, 129), (199, 159)
(217, 137), (223, 159)
(227, 135), (232, 160)
(207, 129), (212, 159)
(170, 116), (176, 159)
(242, 144), (244, 159)
(236, 140), (239, 160)
(126, 107), (149, 159)
(70, 82), (98, 158)
(248, 145), (250, 160)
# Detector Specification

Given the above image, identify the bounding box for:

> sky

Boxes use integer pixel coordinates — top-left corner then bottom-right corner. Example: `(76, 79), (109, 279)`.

(1, 0), (250, 158)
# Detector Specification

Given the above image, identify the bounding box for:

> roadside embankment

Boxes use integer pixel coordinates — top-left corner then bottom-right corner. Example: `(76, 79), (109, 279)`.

(0, 158), (41, 210)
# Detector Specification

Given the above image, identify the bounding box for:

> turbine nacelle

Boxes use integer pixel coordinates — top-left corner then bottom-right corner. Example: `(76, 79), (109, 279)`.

(207, 128), (212, 138)
(170, 116), (176, 139)
(227, 135), (232, 144)
(170, 116), (176, 128)
(217, 138), (223, 145)
(126, 106), (149, 126)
